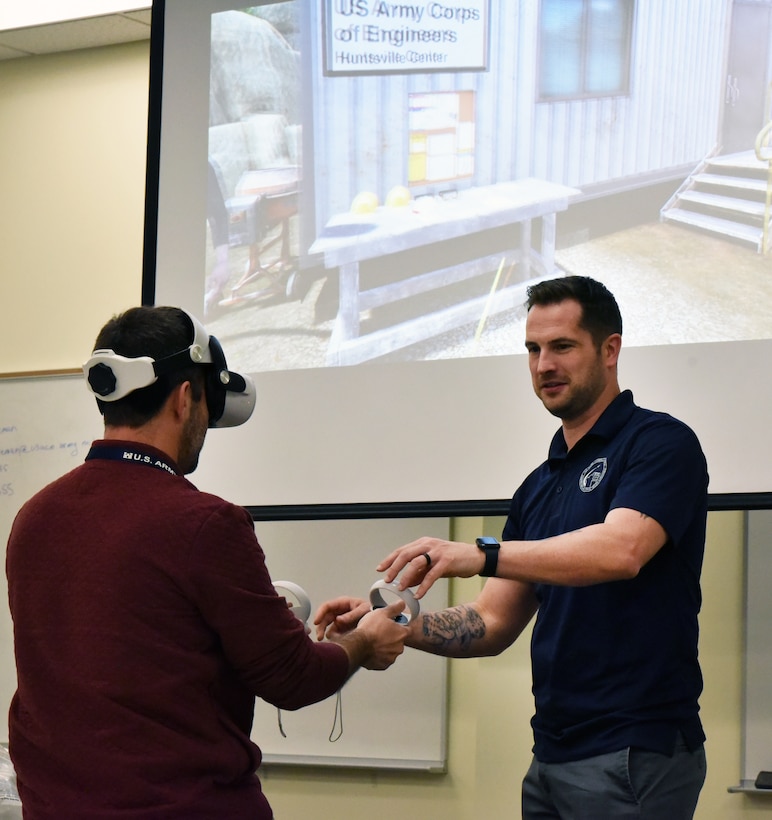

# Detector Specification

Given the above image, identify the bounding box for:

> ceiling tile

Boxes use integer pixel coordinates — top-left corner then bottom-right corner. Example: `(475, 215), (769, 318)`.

(0, 13), (151, 61)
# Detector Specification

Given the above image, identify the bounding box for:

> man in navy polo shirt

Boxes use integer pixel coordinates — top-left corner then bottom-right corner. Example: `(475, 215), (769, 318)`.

(317, 276), (709, 819)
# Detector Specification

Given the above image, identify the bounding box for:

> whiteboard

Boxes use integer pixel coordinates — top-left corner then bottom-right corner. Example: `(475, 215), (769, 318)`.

(253, 517), (448, 770)
(0, 374), (449, 770)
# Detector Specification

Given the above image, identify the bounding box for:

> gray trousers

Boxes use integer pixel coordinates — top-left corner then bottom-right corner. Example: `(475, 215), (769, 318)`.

(521, 736), (706, 819)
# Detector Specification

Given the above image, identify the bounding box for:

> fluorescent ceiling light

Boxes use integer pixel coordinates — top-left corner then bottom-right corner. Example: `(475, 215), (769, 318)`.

(0, 1), (151, 31)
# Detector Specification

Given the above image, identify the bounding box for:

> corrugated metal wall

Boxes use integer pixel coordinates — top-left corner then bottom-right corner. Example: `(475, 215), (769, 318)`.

(308, 0), (731, 230)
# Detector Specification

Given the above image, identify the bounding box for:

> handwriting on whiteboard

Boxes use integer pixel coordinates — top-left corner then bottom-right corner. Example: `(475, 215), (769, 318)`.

(0, 424), (92, 501)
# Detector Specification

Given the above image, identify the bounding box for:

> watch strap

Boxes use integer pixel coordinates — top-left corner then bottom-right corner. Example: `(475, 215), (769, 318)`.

(476, 537), (500, 577)
(480, 549), (498, 577)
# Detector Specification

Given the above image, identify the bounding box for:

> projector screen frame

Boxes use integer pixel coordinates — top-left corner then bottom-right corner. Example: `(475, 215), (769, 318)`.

(141, 0), (772, 516)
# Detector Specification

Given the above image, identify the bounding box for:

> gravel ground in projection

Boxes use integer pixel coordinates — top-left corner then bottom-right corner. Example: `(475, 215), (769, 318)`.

(206, 220), (772, 373)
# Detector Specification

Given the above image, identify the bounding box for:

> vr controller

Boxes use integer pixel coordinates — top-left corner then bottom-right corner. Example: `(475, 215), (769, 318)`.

(272, 581), (312, 625)
(368, 579), (420, 624)
(274, 579), (419, 627)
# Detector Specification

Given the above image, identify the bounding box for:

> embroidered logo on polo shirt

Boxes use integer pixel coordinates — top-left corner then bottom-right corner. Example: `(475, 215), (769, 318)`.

(579, 458), (607, 492)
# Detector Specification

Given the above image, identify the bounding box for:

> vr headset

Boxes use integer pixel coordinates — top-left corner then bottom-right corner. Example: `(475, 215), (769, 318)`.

(82, 310), (256, 428)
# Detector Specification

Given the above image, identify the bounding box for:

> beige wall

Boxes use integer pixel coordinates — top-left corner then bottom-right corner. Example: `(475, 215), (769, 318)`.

(1, 45), (769, 819)
(0, 42), (147, 375)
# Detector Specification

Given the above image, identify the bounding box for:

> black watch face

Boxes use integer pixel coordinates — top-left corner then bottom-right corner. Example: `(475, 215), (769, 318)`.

(477, 537), (499, 547)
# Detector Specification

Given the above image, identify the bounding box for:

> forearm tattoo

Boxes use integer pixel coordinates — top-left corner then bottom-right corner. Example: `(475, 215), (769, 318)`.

(420, 605), (486, 656)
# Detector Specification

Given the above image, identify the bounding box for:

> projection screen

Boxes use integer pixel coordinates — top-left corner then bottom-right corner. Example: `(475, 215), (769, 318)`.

(143, 0), (772, 513)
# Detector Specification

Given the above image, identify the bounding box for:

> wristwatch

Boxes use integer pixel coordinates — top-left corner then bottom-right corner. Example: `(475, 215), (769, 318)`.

(476, 537), (500, 577)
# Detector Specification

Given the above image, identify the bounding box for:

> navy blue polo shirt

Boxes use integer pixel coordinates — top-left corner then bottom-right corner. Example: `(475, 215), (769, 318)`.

(502, 390), (708, 763)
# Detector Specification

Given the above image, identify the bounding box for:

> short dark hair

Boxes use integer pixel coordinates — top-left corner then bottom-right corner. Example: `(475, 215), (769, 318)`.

(526, 276), (623, 347)
(92, 306), (204, 427)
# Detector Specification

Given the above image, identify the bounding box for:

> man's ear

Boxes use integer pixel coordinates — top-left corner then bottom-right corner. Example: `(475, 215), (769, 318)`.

(167, 380), (193, 421)
(604, 333), (622, 367)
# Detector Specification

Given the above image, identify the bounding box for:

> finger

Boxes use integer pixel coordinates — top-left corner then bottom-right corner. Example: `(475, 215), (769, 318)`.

(366, 598), (404, 620)
(402, 551), (432, 584)
(312, 605), (334, 627)
(394, 563), (422, 592)
(376, 539), (423, 571)
(330, 601), (371, 636)
(412, 565), (444, 599)
(313, 607), (342, 640)
(380, 548), (424, 583)
(361, 598), (406, 629)
(314, 612), (333, 640)
(376, 553), (410, 583)
(382, 599), (408, 620)
(376, 539), (426, 576)
(394, 552), (434, 591)
(312, 597), (356, 624)
(375, 548), (400, 573)
(335, 609), (361, 630)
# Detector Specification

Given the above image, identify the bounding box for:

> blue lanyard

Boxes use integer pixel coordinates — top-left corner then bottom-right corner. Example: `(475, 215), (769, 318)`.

(85, 444), (178, 476)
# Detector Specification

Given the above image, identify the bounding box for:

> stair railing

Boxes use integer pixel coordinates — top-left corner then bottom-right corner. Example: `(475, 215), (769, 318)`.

(755, 81), (772, 254)
(754, 121), (772, 254)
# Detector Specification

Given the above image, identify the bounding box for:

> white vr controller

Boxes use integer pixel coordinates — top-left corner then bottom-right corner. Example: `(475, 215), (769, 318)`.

(368, 579), (420, 625)
(273, 579), (419, 627)
(272, 580), (312, 625)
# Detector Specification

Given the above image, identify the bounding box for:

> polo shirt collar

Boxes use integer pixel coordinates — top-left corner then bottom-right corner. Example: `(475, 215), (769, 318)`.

(547, 390), (636, 462)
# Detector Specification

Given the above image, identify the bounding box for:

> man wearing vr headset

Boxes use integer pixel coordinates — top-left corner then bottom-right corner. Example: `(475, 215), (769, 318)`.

(6, 306), (407, 819)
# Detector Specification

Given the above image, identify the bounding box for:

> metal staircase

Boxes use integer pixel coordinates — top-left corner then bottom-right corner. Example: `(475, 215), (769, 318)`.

(660, 150), (771, 252)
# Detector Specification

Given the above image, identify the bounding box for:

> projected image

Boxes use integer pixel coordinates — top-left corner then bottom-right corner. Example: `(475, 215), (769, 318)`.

(205, 5), (302, 316)
(408, 91), (475, 185)
(203, 0), (772, 374)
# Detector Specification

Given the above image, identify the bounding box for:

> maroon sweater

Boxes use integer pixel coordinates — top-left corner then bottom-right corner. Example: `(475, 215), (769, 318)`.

(6, 441), (349, 819)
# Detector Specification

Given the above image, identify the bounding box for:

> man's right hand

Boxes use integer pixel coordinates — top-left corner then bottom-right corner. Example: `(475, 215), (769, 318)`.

(314, 596), (370, 642)
(335, 600), (408, 672)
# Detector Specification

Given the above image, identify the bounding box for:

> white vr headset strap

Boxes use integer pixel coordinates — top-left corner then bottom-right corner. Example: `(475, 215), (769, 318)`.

(82, 351), (159, 402)
(186, 312), (215, 367)
(81, 310), (256, 428)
